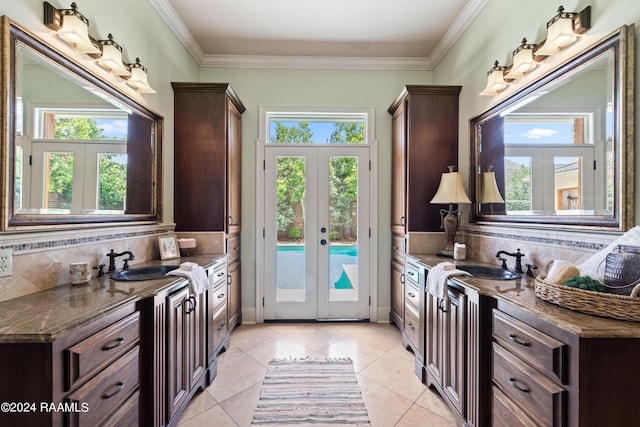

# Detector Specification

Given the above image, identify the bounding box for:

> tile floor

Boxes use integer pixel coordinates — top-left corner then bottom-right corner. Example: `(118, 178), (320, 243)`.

(178, 322), (458, 426)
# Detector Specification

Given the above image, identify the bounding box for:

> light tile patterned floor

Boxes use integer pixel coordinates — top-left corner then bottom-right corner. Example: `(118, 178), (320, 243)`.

(178, 322), (458, 426)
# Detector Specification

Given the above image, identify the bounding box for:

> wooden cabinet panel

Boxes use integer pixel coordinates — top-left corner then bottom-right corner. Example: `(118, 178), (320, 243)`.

(65, 346), (140, 427)
(492, 386), (537, 427)
(390, 259), (404, 327)
(390, 103), (407, 234)
(227, 99), (242, 234)
(227, 260), (241, 331)
(492, 342), (565, 426)
(66, 312), (140, 391)
(492, 309), (566, 383)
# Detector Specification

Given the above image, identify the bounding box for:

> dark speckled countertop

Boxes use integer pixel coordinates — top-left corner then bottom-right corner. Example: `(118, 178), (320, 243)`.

(409, 254), (640, 339)
(0, 254), (225, 343)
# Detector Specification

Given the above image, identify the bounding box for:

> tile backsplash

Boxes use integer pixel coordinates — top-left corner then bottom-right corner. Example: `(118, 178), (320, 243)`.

(0, 224), (224, 303)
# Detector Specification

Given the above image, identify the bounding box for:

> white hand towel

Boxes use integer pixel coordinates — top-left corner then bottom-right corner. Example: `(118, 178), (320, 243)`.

(426, 262), (471, 301)
(167, 265), (208, 295)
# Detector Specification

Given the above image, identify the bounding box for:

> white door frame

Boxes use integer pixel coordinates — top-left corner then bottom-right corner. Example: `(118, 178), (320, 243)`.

(255, 105), (378, 323)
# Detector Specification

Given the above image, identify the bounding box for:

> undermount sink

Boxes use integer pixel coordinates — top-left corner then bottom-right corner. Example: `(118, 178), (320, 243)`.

(456, 265), (519, 280)
(110, 265), (179, 281)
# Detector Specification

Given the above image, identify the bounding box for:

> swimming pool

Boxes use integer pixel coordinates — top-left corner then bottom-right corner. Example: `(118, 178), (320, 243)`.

(276, 244), (358, 289)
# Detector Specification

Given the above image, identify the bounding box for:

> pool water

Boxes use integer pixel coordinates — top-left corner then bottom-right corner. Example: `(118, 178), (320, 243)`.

(276, 244), (358, 289)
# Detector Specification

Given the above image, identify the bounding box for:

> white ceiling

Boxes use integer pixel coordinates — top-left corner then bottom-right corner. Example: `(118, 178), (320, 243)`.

(151, 0), (487, 70)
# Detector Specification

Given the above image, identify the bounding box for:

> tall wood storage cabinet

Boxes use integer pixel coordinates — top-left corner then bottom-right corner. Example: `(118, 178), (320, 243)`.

(388, 85), (461, 329)
(172, 82), (245, 332)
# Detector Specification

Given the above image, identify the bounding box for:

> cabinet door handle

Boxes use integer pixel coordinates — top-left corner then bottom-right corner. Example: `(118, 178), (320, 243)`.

(228, 215), (234, 225)
(190, 295), (197, 312)
(227, 275), (232, 285)
(102, 337), (125, 351)
(102, 381), (125, 399)
(508, 377), (530, 393)
(400, 216), (405, 226)
(400, 273), (405, 284)
(438, 299), (448, 313)
(508, 333), (531, 347)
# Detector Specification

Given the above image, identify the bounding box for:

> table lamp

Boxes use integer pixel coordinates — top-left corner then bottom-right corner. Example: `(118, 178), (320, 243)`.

(430, 166), (471, 257)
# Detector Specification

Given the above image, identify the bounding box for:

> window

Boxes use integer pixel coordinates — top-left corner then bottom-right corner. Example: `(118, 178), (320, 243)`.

(266, 112), (369, 144)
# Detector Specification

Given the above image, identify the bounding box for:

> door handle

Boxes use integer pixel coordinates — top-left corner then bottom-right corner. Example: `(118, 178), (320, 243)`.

(321, 239), (327, 245)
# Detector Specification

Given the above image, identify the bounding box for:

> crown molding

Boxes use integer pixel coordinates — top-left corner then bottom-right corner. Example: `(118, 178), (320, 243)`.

(150, 0), (203, 63)
(200, 54), (432, 70)
(152, 0), (486, 70)
(429, 0), (489, 67)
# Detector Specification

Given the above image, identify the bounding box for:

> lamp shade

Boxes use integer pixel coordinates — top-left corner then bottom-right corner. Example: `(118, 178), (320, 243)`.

(481, 171), (505, 203)
(57, 4), (100, 54)
(96, 34), (131, 77)
(536, 6), (580, 56)
(505, 38), (538, 80)
(430, 171), (471, 205)
(480, 61), (509, 96)
(126, 58), (155, 93)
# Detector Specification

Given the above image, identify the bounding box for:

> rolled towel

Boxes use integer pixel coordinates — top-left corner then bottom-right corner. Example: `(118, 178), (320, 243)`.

(546, 260), (573, 280)
(547, 264), (581, 285)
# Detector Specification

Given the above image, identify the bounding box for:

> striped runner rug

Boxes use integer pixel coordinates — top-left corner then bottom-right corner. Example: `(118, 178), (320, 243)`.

(251, 357), (371, 426)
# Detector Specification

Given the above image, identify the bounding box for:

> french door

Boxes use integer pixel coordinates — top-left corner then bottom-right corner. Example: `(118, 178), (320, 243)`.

(263, 145), (370, 320)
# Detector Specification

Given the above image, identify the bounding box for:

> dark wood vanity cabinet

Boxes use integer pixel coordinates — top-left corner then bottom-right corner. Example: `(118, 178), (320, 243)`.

(172, 82), (244, 334)
(166, 286), (207, 423)
(0, 303), (141, 427)
(388, 85), (461, 328)
(206, 257), (230, 384)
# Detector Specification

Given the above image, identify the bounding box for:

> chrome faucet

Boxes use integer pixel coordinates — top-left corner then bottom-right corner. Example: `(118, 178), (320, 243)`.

(106, 249), (135, 272)
(495, 248), (524, 274)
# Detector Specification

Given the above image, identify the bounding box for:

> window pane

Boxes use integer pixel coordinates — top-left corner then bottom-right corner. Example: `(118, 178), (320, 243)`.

(98, 153), (127, 211)
(554, 156), (581, 210)
(504, 114), (591, 145)
(39, 110), (128, 140)
(276, 156), (306, 302)
(504, 156), (531, 211)
(45, 152), (73, 211)
(269, 117), (365, 144)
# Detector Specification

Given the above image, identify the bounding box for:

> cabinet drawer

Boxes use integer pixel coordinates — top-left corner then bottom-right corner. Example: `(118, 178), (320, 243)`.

(492, 309), (566, 383)
(101, 390), (139, 427)
(392, 234), (406, 262)
(66, 346), (140, 427)
(405, 280), (420, 309)
(492, 386), (537, 427)
(493, 343), (565, 426)
(212, 304), (228, 350)
(404, 263), (420, 286)
(209, 262), (227, 288)
(211, 283), (227, 310)
(227, 234), (241, 263)
(66, 312), (140, 391)
(404, 303), (420, 346)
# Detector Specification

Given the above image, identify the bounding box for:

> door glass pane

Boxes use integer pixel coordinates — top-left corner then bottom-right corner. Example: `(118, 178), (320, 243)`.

(554, 156), (581, 210)
(45, 152), (73, 212)
(276, 156), (306, 302)
(98, 153), (127, 212)
(329, 156), (358, 302)
(504, 156), (531, 212)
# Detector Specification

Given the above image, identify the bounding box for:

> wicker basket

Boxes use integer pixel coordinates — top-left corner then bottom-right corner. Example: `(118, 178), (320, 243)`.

(534, 275), (640, 322)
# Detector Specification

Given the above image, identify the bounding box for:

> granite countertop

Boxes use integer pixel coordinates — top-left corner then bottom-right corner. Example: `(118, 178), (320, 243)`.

(0, 253), (226, 343)
(409, 254), (640, 339)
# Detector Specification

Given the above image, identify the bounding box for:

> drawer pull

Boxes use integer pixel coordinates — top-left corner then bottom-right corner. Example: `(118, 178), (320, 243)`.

(217, 323), (226, 331)
(217, 272), (225, 278)
(102, 338), (125, 351)
(102, 381), (125, 399)
(407, 271), (416, 277)
(509, 333), (531, 347)
(217, 293), (225, 299)
(408, 292), (416, 298)
(508, 377), (530, 393)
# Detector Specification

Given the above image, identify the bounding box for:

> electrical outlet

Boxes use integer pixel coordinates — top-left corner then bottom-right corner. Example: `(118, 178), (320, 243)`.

(0, 249), (12, 277)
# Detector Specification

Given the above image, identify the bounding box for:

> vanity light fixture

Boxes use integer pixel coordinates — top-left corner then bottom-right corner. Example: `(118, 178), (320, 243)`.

(43, 2), (100, 54)
(479, 61), (510, 96)
(536, 5), (591, 56)
(125, 58), (156, 93)
(505, 38), (539, 80)
(92, 34), (131, 77)
(430, 166), (471, 258)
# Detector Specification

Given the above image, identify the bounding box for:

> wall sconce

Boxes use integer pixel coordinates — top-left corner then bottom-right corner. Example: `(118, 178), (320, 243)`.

(92, 34), (131, 77)
(536, 6), (591, 56)
(43, 2), (100, 54)
(505, 38), (539, 80)
(430, 166), (471, 257)
(479, 61), (510, 96)
(125, 58), (156, 93)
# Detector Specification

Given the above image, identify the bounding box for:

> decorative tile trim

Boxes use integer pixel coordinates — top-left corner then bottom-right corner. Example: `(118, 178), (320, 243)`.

(0, 224), (175, 255)
(462, 225), (621, 253)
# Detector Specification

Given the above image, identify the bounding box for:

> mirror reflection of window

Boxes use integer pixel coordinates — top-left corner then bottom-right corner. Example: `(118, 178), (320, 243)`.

(504, 156), (531, 212)
(554, 156), (582, 210)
